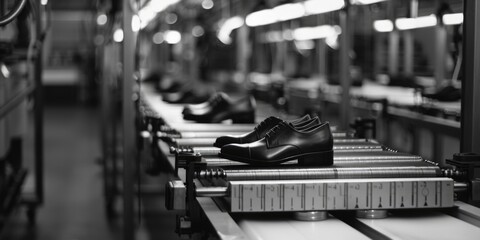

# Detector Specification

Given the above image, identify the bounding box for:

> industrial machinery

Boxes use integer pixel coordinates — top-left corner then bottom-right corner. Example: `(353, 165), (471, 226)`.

(137, 99), (479, 239)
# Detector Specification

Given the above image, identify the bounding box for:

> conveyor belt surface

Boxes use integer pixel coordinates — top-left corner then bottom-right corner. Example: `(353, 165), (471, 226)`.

(237, 215), (371, 240)
(357, 210), (480, 240)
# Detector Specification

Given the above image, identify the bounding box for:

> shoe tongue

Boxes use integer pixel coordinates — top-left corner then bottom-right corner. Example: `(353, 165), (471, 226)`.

(260, 116), (281, 127)
(268, 116), (283, 124)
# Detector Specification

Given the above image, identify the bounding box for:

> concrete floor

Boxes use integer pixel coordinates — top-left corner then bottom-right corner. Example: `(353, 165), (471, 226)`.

(2, 106), (120, 240)
(1, 105), (184, 240)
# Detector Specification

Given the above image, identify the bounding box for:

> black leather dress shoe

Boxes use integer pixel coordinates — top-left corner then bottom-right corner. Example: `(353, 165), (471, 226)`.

(213, 115), (313, 148)
(183, 95), (256, 123)
(219, 121), (333, 166)
(182, 92), (228, 115)
(422, 85), (461, 102)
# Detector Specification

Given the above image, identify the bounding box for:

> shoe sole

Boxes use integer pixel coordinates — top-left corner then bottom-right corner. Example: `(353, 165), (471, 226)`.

(218, 150), (333, 166)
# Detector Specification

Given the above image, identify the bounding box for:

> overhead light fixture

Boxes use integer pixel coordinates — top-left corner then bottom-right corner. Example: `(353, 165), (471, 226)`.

(245, 9), (277, 27)
(283, 29), (294, 41)
(96, 14), (108, 26)
(166, 13), (178, 24)
(294, 40), (315, 50)
(113, 29), (124, 42)
(293, 25), (341, 41)
(262, 25), (341, 43)
(138, 0), (180, 29)
(1, 64), (10, 78)
(164, 30), (181, 44)
(41, 0), (48, 6)
(139, 9), (156, 29)
(262, 31), (283, 43)
(131, 15), (141, 32)
(274, 3), (305, 21)
(149, 0), (180, 12)
(217, 16), (244, 44)
(395, 14), (437, 30)
(326, 34), (339, 49)
(443, 13), (463, 25)
(304, 0), (345, 15)
(351, 0), (386, 5)
(152, 32), (164, 44)
(202, 0), (214, 10)
(373, 19), (393, 32)
(192, 25), (205, 37)
(246, 0), (345, 27)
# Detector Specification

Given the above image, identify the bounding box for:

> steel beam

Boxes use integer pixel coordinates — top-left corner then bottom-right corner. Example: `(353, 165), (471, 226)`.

(122, 0), (136, 239)
(461, 0), (480, 153)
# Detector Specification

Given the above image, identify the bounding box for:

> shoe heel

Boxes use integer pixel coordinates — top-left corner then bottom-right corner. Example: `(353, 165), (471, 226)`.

(231, 111), (255, 123)
(298, 150), (333, 166)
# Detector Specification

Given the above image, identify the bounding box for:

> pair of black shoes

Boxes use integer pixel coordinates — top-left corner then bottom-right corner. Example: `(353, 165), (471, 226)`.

(215, 115), (334, 166)
(182, 92), (256, 123)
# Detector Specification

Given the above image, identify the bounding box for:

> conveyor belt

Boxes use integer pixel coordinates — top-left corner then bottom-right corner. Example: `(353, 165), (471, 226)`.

(182, 151), (424, 167)
(237, 215), (371, 240)
(356, 211), (480, 240)
(236, 204), (480, 240)
(197, 165), (441, 181)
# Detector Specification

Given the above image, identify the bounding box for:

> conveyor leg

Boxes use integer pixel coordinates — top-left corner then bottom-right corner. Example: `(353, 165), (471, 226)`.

(356, 210), (388, 219)
(293, 211), (328, 221)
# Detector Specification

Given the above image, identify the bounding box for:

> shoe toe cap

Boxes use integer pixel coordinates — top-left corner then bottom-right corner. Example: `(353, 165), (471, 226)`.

(221, 143), (250, 158)
(214, 136), (239, 148)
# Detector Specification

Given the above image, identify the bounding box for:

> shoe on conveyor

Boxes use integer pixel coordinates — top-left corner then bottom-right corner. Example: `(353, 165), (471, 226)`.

(182, 92), (229, 115)
(213, 115), (316, 148)
(182, 94), (256, 123)
(422, 85), (461, 102)
(219, 121), (333, 166)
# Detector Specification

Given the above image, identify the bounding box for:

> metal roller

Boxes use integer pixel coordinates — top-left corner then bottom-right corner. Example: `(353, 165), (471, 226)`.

(164, 123), (342, 133)
(180, 131), (248, 138)
(198, 151), (423, 167)
(173, 138), (219, 147)
(196, 165), (442, 181)
(190, 147), (220, 156)
(173, 138), (382, 149)
(158, 131), (247, 139)
(333, 151), (423, 163)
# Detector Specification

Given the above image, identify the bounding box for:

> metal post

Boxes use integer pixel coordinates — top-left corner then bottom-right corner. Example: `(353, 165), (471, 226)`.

(403, 0), (417, 76)
(434, 21), (447, 87)
(388, 1), (399, 75)
(461, 0), (480, 153)
(34, 0), (44, 205)
(317, 15), (327, 77)
(122, 0), (136, 239)
(339, 4), (351, 129)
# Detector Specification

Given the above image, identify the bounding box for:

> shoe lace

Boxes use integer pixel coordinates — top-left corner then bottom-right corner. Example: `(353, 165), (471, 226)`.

(209, 94), (224, 105)
(265, 121), (286, 139)
(254, 117), (273, 132)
